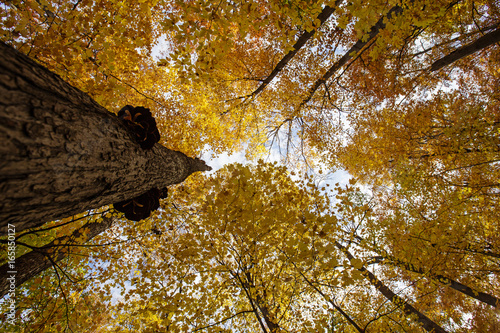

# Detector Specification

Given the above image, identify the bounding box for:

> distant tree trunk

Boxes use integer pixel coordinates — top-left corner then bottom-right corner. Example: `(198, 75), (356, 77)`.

(246, 2), (340, 98)
(430, 27), (500, 72)
(0, 42), (210, 234)
(234, 270), (270, 333)
(335, 242), (448, 333)
(300, 4), (404, 108)
(0, 215), (115, 298)
(296, 266), (365, 332)
(243, 271), (281, 333)
(375, 252), (500, 308)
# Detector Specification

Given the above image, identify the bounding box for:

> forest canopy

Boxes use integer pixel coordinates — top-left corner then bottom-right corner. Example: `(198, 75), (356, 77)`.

(1, 0), (499, 332)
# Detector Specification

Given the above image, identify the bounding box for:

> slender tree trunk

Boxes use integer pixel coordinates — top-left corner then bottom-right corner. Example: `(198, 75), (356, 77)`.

(430, 27), (500, 71)
(299, 4), (404, 108)
(234, 271), (269, 333)
(221, 3), (341, 116)
(375, 252), (500, 307)
(0, 215), (114, 298)
(244, 271), (281, 333)
(335, 242), (448, 333)
(247, 2), (340, 98)
(0, 42), (210, 234)
(296, 266), (365, 332)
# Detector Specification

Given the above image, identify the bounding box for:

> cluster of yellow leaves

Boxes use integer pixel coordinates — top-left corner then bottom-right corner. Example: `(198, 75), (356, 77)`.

(162, 0), (329, 79)
(0, 207), (117, 332)
(85, 163), (461, 332)
(2, 0), (500, 331)
(0, 0), (262, 157)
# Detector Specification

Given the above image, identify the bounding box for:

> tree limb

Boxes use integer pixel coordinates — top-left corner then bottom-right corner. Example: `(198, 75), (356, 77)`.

(430, 26), (500, 71)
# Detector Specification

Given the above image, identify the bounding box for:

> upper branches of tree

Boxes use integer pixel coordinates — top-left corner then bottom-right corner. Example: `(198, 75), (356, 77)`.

(430, 26), (500, 71)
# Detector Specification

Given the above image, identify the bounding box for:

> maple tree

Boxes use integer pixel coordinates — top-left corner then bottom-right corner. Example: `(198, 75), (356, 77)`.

(1, 0), (500, 332)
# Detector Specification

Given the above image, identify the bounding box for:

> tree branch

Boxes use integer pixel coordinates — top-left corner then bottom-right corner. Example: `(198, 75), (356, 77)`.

(190, 310), (254, 332)
(299, 4), (405, 109)
(335, 241), (448, 333)
(430, 26), (500, 71)
(247, 3), (340, 98)
(220, 3), (341, 116)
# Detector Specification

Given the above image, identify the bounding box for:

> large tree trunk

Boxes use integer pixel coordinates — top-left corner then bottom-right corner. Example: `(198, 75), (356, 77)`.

(0, 42), (210, 234)
(0, 215), (115, 298)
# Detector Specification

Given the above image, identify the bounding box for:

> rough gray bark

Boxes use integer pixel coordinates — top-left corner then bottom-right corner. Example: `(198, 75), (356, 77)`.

(0, 42), (211, 234)
(0, 215), (115, 298)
